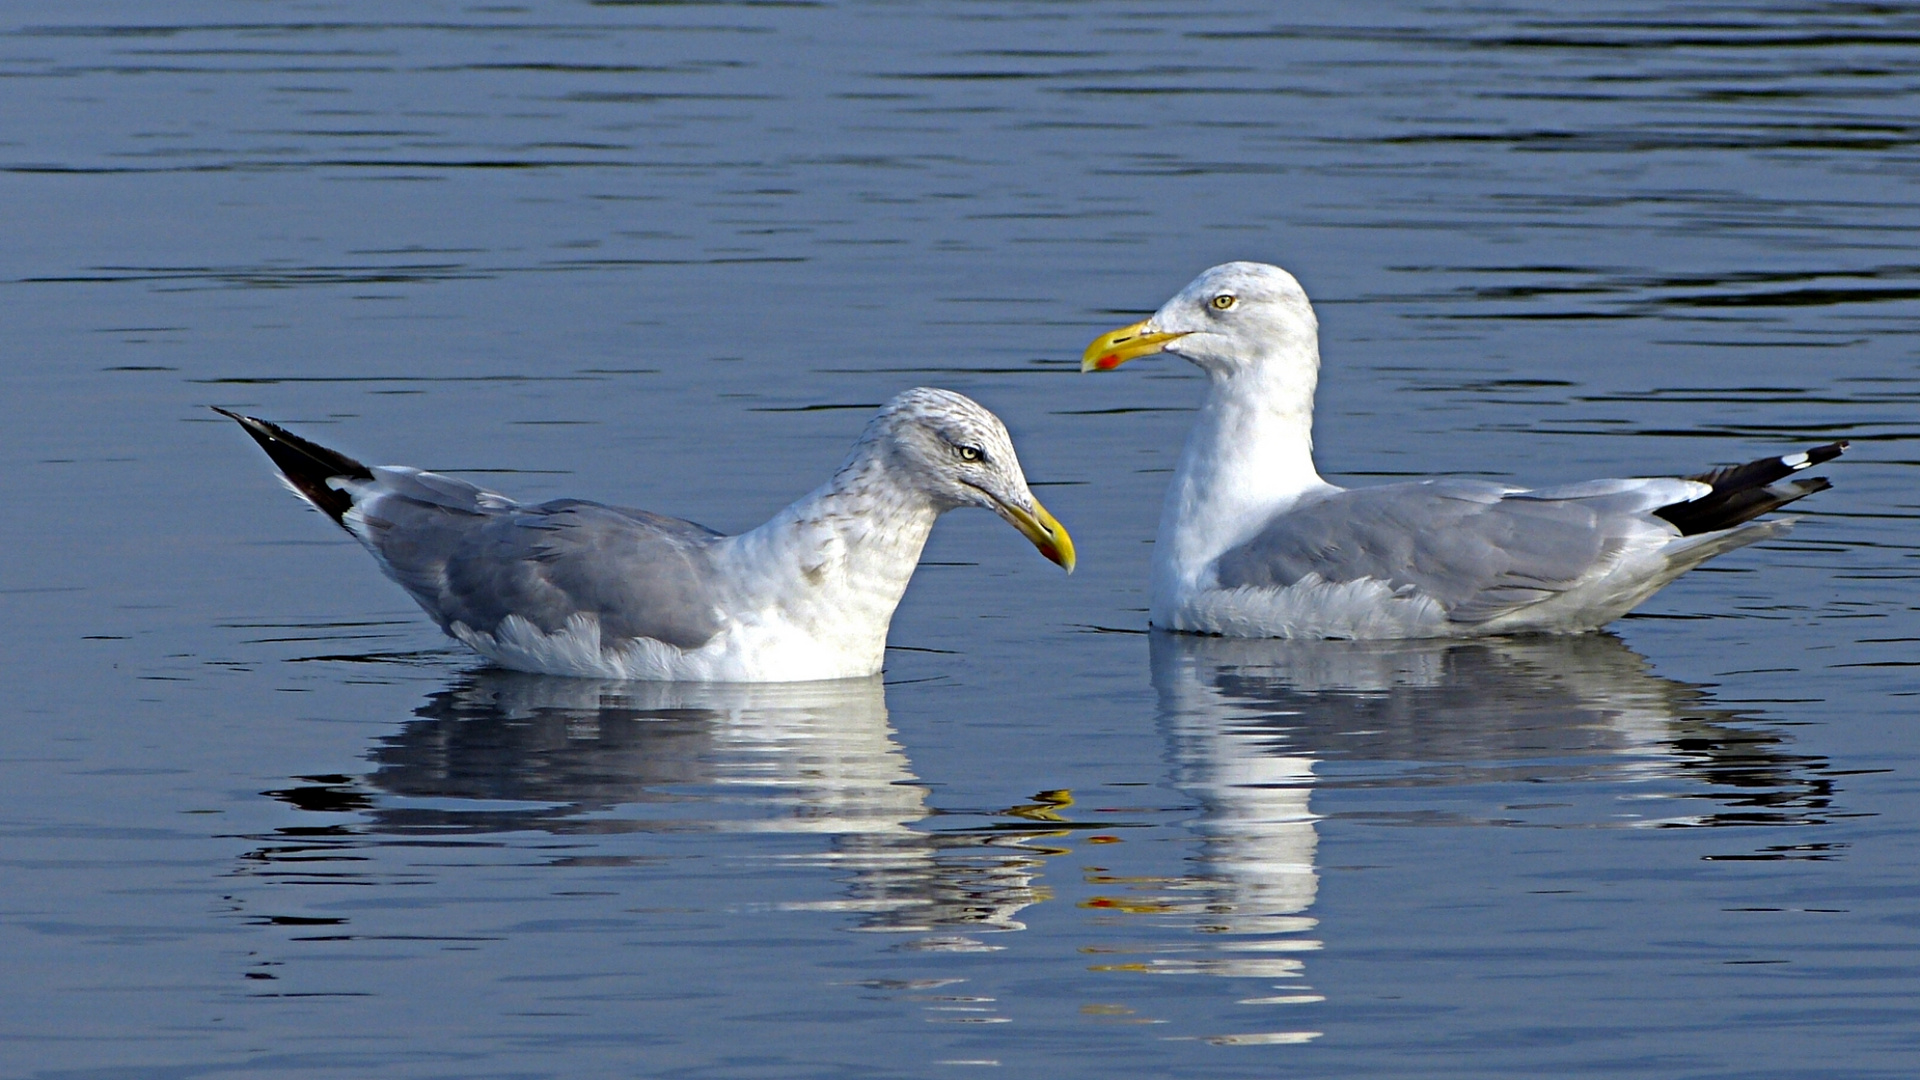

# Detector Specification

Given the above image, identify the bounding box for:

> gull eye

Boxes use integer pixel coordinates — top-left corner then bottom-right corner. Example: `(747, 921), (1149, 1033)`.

(1210, 293), (1237, 311)
(954, 444), (985, 464)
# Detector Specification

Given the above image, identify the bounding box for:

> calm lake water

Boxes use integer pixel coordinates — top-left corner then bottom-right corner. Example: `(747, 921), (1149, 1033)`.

(3, 2), (1917, 1077)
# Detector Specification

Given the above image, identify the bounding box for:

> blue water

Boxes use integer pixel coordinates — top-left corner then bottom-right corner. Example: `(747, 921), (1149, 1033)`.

(3, 2), (1916, 1077)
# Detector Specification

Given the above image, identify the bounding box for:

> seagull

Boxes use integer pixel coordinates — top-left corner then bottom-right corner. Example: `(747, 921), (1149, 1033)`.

(218, 388), (1074, 681)
(1083, 261), (1843, 639)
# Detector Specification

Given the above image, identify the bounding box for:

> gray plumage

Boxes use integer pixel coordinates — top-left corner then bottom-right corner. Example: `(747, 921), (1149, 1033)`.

(215, 406), (729, 650)
(354, 479), (729, 651)
(1212, 442), (1848, 628)
(1214, 480), (1638, 625)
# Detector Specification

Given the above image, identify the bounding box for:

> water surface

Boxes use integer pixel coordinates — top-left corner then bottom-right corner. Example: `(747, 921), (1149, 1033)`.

(3, 2), (1916, 1077)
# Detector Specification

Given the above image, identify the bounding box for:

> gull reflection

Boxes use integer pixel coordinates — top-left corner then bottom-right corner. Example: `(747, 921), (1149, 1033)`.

(373, 674), (924, 837)
(1105, 631), (1838, 1039)
(250, 672), (1049, 944)
(1153, 631), (1833, 828)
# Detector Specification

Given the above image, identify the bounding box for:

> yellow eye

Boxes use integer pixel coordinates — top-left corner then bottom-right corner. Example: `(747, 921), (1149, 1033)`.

(1210, 294), (1237, 311)
(956, 445), (984, 463)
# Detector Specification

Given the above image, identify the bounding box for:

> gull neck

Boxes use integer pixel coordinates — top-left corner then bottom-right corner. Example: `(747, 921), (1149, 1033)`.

(1152, 349), (1330, 624)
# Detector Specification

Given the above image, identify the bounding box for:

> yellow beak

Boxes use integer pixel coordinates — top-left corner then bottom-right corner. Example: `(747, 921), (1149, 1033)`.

(996, 495), (1077, 573)
(1082, 319), (1190, 372)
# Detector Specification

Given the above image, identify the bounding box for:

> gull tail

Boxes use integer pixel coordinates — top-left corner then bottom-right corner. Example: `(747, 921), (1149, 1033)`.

(1653, 441), (1846, 536)
(214, 407), (374, 531)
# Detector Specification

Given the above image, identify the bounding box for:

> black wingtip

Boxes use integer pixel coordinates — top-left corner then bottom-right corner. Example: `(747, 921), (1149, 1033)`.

(1799, 440), (1847, 469)
(215, 407), (373, 530)
(1655, 441), (1846, 536)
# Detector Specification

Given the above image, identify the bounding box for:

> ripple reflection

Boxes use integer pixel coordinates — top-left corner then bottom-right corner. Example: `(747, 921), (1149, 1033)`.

(1078, 632), (1846, 1044)
(1152, 631), (1838, 832)
(244, 673), (1051, 951)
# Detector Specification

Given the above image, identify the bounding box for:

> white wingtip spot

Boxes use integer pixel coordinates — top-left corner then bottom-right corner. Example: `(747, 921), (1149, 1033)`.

(340, 504), (375, 543)
(1782, 452), (1810, 469)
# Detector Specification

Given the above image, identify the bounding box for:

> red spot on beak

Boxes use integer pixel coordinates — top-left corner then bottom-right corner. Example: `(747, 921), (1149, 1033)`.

(1095, 355), (1121, 370)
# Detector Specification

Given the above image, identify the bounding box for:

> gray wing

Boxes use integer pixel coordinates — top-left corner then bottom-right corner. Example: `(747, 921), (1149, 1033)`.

(1212, 479), (1675, 624)
(347, 467), (728, 649)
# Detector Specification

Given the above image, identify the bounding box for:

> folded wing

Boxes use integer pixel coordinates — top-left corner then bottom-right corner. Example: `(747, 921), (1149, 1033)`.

(1212, 478), (1698, 625)
(219, 410), (727, 650)
(1211, 438), (1844, 629)
(347, 478), (729, 650)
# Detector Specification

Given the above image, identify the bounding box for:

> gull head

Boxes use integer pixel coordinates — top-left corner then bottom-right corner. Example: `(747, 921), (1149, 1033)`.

(1082, 261), (1319, 379)
(866, 387), (1075, 572)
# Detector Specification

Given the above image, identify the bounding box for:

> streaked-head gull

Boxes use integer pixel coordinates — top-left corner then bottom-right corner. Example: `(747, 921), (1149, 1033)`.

(218, 387), (1074, 681)
(1082, 261), (1844, 639)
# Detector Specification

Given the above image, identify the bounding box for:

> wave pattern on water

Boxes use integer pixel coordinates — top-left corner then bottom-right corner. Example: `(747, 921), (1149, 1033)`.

(3, 1), (1917, 1077)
